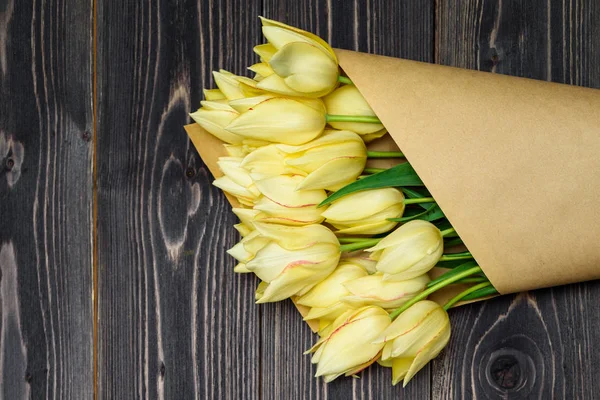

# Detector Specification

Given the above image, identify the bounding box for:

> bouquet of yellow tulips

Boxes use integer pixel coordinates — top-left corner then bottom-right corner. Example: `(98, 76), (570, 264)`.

(186, 16), (600, 387)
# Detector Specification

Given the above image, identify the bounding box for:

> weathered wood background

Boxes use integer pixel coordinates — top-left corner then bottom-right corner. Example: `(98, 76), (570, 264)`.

(1, 0), (599, 398)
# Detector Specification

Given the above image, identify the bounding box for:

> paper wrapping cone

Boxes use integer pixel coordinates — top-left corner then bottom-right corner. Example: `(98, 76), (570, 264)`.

(334, 49), (600, 294)
(186, 49), (600, 330)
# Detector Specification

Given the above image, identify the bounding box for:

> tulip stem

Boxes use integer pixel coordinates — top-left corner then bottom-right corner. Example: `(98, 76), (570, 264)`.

(443, 282), (493, 310)
(339, 238), (382, 253)
(388, 266), (482, 320)
(440, 227), (456, 237)
(404, 197), (435, 205)
(337, 76), (354, 85)
(438, 251), (473, 261)
(363, 167), (386, 174)
(366, 151), (405, 158)
(326, 114), (382, 124)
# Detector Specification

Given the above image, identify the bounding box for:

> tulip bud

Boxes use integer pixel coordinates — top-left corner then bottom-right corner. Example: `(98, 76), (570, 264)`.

(322, 188), (405, 234)
(241, 145), (305, 180)
(341, 273), (429, 311)
(213, 157), (261, 207)
(276, 130), (367, 191)
(307, 306), (391, 382)
(296, 262), (369, 322)
(253, 175), (327, 225)
(367, 220), (444, 281)
(374, 300), (451, 386)
(257, 17), (339, 98)
(225, 97), (327, 145)
(190, 101), (243, 145)
(324, 85), (384, 135)
(229, 222), (341, 303)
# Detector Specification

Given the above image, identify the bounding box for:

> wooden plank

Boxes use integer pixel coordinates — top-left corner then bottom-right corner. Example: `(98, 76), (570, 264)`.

(259, 2), (435, 398)
(435, 1), (600, 398)
(95, 0), (261, 398)
(0, 0), (94, 399)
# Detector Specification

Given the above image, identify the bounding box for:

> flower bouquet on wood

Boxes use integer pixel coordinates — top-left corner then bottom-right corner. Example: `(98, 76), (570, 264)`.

(185, 17), (600, 386)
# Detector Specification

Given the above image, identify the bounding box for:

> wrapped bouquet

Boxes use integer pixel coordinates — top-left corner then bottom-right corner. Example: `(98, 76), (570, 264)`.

(185, 17), (600, 386)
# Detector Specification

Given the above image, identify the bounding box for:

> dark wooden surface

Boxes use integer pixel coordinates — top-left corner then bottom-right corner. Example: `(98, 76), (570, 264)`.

(2, 0), (599, 398)
(0, 0), (95, 399)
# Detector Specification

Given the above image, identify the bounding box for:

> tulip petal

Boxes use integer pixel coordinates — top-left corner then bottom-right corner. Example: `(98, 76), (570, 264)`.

(253, 43), (278, 62)
(203, 88), (226, 100)
(259, 16), (337, 62)
(190, 109), (243, 144)
(213, 71), (246, 100)
(248, 62), (275, 78)
(403, 322), (451, 387)
(296, 156), (366, 191)
(269, 42), (338, 96)
(225, 97), (326, 145)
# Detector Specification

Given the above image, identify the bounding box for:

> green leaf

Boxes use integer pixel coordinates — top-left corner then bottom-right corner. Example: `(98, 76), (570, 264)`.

(460, 285), (499, 301)
(426, 261), (478, 288)
(388, 203), (446, 223)
(319, 162), (423, 207)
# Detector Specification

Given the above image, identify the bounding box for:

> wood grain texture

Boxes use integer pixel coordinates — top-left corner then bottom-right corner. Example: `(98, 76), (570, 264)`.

(260, 1), (434, 398)
(434, 1), (600, 398)
(0, 0), (94, 398)
(96, 1), (261, 399)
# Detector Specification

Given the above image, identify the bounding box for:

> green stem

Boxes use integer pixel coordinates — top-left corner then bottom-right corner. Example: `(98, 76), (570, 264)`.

(439, 251), (473, 261)
(326, 114), (381, 124)
(454, 277), (487, 284)
(337, 76), (353, 85)
(443, 282), (492, 310)
(339, 238), (382, 253)
(440, 227), (456, 237)
(388, 266), (482, 319)
(404, 197), (435, 205)
(366, 151), (405, 158)
(338, 237), (377, 244)
(363, 167), (386, 174)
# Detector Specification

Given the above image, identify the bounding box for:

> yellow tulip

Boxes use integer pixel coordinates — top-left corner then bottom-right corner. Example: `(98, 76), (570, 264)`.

(374, 300), (451, 386)
(228, 222), (341, 303)
(307, 306), (391, 382)
(276, 130), (367, 191)
(322, 188), (405, 234)
(225, 96), (327, 145)
(296, 261), (369, 322)
(189, 101), (243, 144)
(257, 17), (339, 98)
(232, 208), (259, 237)
(252, 175), (327, 225)
(240, 144), (305, 180)
(212, 157), (261, 207)
(324, 85), (384, 135)
(367, 220), (444, 281)
(341, 273), (429, 311)
(212, 70), (264, 100)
